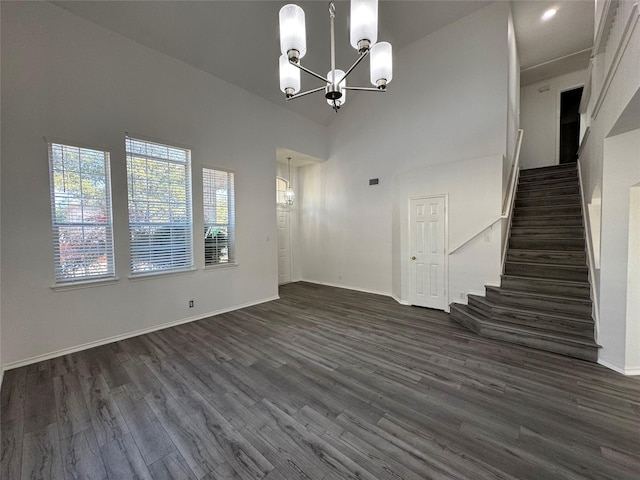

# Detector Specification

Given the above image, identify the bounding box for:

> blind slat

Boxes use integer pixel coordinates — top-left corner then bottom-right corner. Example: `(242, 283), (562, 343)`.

(49, 143), (115, 283)
(126, 137), (193, 274)
(203, 167), (235, 266)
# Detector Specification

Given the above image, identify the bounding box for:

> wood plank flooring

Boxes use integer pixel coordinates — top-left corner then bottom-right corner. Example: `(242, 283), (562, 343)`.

(2, 281), (639, 479)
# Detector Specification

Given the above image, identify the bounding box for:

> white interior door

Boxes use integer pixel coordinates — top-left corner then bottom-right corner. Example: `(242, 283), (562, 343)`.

(277, 204), (291, 284)
(409, 196), (446, 309)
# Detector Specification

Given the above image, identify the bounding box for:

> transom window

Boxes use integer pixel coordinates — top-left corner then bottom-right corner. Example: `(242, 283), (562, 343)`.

(126, 136), (193, 275)
(48, 142), (115, 283)
(276, 177), (289, 204)
(203, 167), (235, 265)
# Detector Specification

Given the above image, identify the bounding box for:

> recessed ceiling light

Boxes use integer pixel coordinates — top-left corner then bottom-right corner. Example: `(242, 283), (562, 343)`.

(542, 8), (557, 21)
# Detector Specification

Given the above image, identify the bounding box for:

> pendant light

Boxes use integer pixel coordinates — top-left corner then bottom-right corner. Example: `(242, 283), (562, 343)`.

(285, 157), (295, 206)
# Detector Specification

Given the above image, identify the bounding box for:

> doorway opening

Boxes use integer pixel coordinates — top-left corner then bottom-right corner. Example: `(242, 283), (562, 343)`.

(276, 176), (292, 285)
(559, 86), (583, 164)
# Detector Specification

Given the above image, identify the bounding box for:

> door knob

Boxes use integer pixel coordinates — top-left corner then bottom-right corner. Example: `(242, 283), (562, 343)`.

(411, 256), (416, 260)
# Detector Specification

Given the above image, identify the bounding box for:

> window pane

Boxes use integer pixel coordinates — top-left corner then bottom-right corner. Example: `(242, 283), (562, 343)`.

(203, 167), (235, 265)
(49, 143), (115, 283)
(126, 137), (193, 274)
(276, 177), (288, 204)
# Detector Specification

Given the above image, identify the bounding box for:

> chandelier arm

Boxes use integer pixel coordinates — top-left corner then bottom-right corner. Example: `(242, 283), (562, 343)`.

(289, 60), (329, 84)
(286, 85), (327, 101)
(339, 50), (371, 86)
(343, 86), (388, 92)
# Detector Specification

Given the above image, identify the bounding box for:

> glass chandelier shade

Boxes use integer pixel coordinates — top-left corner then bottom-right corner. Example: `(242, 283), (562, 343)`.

(279, 55), (300, 95)
(285, 187), (295, 205)
(279, 4), (307, 60)
(350, 0), (378, 51)
(326, 69), (347, 107)
(370, 41), (393, 87)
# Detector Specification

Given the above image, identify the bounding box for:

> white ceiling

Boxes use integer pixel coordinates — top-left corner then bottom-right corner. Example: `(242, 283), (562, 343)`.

(513, 0), (594, 86)
(52, 0), (595, 158)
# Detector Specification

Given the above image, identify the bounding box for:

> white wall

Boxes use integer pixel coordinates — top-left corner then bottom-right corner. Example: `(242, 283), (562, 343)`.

(298, 2), (512, 303)
(394, 155), (503, 305)
(0, 0), (3, 384)
(579, 0), (640, 373)
(520, 69), (587, 169)
(506, 6), (521, 186)
(627, 182), (640, 370)
(0, 2), (327, 366)
(599, 129), (640, 370)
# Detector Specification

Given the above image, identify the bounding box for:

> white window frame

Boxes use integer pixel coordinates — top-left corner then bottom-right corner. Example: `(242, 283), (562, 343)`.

(126, 135), (194, 276)
(203, 166), (236, 267)
(48, 140), (115, 285)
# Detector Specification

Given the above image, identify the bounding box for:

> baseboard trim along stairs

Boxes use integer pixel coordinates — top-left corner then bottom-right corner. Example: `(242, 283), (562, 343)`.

(451, 163), (600, 362)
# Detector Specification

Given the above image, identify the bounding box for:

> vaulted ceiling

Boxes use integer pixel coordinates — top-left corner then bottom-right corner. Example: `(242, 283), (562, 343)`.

(53, 1), (594, 126)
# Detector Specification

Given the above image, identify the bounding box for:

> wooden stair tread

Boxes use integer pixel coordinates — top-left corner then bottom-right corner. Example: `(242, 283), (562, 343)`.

(484, 285), (592, 306)
(518, 163), (579, 175)
(513, 207), (582, 215)
(451, 305), (599, 347)
(512, 213), (583, 218)
(505, 260), (587, 269)
(506, 249), (587, 261)
(517, 184), (579, 195)
(511, 226), (584, 231)
(468, 294), (593, 324)
(519, 178), (578, 186)
(508, 237), (586, 250)
(501, 274), (590, 288)
(515, 193), (581, 199)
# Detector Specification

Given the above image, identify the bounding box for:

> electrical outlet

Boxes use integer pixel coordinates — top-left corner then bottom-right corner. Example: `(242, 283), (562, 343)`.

(338, 273), (342, 280)
(189, 300), (194, 308)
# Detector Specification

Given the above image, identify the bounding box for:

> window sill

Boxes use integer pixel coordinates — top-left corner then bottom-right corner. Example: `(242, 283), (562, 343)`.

(128, 267), (197, 281)
(51, 277), (119, 292)
(203, 262), (239, 271)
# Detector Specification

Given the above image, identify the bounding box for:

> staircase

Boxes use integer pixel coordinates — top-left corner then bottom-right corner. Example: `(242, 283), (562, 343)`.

(450, 163), (600, 362)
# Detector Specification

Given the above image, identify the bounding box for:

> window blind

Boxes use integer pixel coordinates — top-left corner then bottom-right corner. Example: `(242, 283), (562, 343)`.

(126, 136), (193, 274)
(203, 167), (235, 265)
(48, 142), (115, 283)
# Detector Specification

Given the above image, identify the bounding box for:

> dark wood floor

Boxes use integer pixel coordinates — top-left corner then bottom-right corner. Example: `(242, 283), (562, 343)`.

(2, 282), (639, 479)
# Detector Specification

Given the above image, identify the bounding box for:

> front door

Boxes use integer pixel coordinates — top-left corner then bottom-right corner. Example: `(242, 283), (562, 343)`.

(409, 196), (446, 309)
(277, 204), (291, 284)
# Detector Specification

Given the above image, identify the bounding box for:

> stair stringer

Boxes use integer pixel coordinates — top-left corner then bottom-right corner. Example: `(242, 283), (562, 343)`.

(577, 159), (601, 343)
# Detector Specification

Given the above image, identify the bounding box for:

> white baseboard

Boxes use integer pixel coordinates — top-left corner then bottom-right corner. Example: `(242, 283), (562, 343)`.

(391, 294), (410, 306)
(450, 297), (467, 305)
(467, 290), (487, 297)
(300, 278), (392, 298)
(598, 358), (640, 376)
(2, 295), (279, 372)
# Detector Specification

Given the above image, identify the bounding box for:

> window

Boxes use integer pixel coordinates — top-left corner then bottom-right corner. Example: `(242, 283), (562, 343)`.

(48, 142), (115, 283)
(126, 136), (193, 275)
(203, 167), (235, 265)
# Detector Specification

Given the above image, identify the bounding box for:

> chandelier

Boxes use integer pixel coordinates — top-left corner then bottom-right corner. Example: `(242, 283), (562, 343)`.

(278, 0), (393, 112)
(285, 157), (295, 205)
